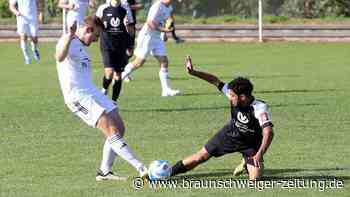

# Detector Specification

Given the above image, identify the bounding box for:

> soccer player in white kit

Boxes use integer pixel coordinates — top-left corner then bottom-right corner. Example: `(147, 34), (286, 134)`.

(9, 0), (40, 65)
(55, 16), (147, 181)
(121, 0), (180, 97)
(58, 0), (96, 28)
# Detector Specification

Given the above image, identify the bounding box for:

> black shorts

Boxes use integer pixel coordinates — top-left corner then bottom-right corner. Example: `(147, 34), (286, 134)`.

(204, 120), (262, 159)
(101, 49), (128, 72)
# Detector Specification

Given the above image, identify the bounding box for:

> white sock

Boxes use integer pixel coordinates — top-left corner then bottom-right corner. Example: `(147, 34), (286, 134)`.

(20, 40), (30, 60)
(108, 134), (144, 170)
(159, 67), (171, 92)
(31, 41), (38, 52)
(100, 139), (117, 175)
(122, 63), (134, 79)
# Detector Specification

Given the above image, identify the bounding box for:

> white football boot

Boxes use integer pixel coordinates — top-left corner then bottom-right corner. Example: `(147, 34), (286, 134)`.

(162, 89), (181, 97)
(96, 171), (128, 181)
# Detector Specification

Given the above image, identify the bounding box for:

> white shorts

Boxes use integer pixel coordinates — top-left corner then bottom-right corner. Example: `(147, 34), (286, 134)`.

(66, 93), (117, 128)
(17, 17), (38, 37)
(134, 33), (167, 59)
(66, 14), (85, 28)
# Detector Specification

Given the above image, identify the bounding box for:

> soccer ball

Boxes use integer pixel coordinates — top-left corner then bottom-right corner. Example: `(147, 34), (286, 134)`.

(148, 160), (171, 181)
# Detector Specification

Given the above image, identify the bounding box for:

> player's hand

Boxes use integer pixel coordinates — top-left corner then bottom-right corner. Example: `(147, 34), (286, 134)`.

(124, 17), (129, 26)
(185, 55), (195, 75)
(252, 153), (263, 168)
(16, 11), (22, 16)
(68, 21), (77, 38)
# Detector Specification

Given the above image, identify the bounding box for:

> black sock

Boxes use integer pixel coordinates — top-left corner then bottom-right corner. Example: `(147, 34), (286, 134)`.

(112, 80), (122, 101)
(171, 30), (179, 41)
(171, 160), (188, 176)
(102, 76), (112, 90)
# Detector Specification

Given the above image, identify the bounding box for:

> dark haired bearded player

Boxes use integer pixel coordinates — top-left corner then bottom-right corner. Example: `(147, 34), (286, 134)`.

(170, 56), (274, 180)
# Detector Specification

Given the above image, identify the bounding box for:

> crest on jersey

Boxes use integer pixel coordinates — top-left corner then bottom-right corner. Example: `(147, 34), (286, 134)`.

(237, 112), (249, 124)
(110, 17), (120, 27)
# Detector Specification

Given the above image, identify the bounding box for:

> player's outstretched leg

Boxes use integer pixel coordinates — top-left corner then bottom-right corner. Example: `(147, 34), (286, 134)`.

(155, 56), (180, 97)
(20, 35), (31, 64)
(96, 139), (128, 181)
(31, 36), (40, 61)
(171, 147), (211, 176)
(121, 58), (145, 82)
(96, 110), (148, 178)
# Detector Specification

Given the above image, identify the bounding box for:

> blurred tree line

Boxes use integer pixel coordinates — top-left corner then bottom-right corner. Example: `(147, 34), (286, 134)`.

(1, 0), (350, 19)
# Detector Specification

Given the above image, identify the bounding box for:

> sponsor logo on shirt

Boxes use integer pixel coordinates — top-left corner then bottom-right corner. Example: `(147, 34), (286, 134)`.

(237, 112), (249, 124)
(110, 17), (120, 27)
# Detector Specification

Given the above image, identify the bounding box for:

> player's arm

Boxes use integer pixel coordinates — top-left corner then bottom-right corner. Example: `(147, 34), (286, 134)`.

(147, 20), (173, 33)
(55, 22), (77, 62)
(253, 126), (274, 168)
(185, 56), (223, 89)
(9, 0), (21, 16)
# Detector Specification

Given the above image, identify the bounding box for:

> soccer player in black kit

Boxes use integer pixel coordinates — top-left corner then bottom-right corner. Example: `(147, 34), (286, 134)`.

(96, 0), (132, 101)
(170, 56), (274, 180)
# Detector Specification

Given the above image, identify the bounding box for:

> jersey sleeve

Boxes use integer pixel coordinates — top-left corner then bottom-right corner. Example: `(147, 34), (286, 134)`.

(96, 4), (106, 18)
(121, 1), (134, 24)
(253, 102), (273, 129)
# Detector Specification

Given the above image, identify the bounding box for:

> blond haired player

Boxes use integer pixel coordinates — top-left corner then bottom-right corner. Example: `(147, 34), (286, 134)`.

(55, 16), (147, 181)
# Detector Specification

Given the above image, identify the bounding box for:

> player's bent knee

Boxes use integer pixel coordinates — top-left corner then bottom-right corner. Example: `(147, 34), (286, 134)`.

(133, 59), (145, 68)
(104, 69), (114, 79)
(247, 164), (263, 180)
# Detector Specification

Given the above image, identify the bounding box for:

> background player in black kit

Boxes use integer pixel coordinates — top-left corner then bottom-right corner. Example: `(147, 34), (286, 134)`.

(170, 56), (274, 180)
(96, 0), (132, 101)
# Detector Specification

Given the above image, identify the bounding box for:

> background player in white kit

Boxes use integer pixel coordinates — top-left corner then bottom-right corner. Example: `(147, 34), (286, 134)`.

(55, 16), (147, 181)
(58, 0), (96, 28)
(9, 0), (40, 65)
(121, 0), (180, 97)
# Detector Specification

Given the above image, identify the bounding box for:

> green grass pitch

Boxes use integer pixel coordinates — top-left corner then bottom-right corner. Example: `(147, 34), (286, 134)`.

(0, 41), (349, 196)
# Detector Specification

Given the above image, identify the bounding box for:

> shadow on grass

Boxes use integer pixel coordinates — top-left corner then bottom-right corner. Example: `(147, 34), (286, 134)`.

(118, 74), (302, 82)
(171, 167), (350, 181)
(182, 88), (340, 97)
(121, 103), (319, 113)
(256, 89), (340, 94)
(121, 106), (228, 113)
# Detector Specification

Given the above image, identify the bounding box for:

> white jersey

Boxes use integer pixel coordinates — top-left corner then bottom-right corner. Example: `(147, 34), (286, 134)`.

(56, 36), (100, 103)
(139, 1), (173, 37)
(67, 0), (89, 25)
(9, 0), (37, 21)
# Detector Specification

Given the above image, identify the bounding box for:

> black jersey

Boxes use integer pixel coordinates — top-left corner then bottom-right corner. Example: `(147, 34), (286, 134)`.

(219, 83), (273, 142)
(96, 3), (128, 50)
